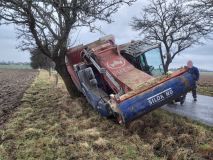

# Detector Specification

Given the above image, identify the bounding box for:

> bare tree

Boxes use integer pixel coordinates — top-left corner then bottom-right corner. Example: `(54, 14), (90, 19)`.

(191, 0), (213, 11)
(191, 0), (213, 21)
(30, 48), (53, 70)
(0, 0), (135, 97)
(131, 0), (212, 71)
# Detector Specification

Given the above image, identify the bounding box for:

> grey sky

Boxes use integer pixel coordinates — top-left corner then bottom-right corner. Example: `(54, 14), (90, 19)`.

(0, 1), (212, 70)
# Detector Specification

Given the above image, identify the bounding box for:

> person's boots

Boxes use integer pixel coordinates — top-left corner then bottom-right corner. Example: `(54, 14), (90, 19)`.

(180, 95), (186, 105)
(180, 99), (184, 105)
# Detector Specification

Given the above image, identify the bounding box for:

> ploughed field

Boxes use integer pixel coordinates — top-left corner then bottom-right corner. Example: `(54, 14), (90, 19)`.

(198, 72), (213, 97)
(0, 69), (37, 126)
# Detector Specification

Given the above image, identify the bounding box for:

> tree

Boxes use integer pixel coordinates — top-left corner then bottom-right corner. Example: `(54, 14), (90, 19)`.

(131, 0), (212, 71)
(0, 0), (135, 97)
(30, 48), (53, 69)
(191, 0), (213, 21)
(192, 0), (213, 11)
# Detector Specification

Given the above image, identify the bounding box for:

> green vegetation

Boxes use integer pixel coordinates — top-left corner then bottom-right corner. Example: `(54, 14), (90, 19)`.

(0, 64), (31, 69)
(198, 85), (213, 97)
(0, 71), (212, 159)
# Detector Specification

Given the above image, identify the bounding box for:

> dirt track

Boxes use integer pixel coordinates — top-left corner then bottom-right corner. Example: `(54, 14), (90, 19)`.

(0, 69), (37, 126)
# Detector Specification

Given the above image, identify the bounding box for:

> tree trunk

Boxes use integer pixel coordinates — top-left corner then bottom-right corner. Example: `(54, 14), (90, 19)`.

(55, 63), (81, 97)
(164, 53), (172, 72)
(164, 62), (169, 73)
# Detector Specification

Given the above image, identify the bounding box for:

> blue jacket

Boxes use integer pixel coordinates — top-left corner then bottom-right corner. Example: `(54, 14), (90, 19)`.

(188, 66), (200, 81)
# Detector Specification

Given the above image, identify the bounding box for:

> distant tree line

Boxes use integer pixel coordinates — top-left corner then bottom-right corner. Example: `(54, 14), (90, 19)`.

(0, 61), (30, 65)
(30, 48), (54, 70)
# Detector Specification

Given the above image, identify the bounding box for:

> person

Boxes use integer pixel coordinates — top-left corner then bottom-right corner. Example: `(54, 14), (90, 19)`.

(180, 60), (200, 104)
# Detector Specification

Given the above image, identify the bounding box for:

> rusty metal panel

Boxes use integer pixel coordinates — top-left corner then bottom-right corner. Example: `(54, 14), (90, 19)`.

(93, 46), (153, 93)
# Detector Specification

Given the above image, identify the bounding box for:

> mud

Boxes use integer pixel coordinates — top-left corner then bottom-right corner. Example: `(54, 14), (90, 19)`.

(197, 73), (213, 96)
(0, 69), (37, 126)
(198, 73), (213, 86)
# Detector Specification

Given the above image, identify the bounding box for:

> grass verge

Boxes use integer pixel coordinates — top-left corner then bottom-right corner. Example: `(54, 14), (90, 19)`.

(0, 70), (212, 160)
(197, 85), (213, 97)
(197, 72), (213, 97)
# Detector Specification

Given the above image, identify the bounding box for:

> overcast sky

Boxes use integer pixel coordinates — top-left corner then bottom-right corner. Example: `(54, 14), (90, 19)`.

(0, 1), (212, 70)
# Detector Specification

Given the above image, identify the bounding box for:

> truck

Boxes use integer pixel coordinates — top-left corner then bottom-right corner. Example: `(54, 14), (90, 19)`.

(65, 35), (195, 125)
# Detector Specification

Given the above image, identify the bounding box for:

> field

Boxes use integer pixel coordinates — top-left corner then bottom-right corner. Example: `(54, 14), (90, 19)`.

(198, 72), (213, 97)
(0, 69), (38, 125)
(0, 64), (31, 70)
(0, 70), (212, 160)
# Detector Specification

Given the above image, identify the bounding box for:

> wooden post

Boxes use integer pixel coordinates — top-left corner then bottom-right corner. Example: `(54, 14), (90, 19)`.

(55, 73), (58, 86)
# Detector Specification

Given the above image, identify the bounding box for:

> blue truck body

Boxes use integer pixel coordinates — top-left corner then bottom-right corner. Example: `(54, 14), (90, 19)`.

(118, 72), (194, 123)
(66, 35), (196, 124)
(76, 66), (195, 123)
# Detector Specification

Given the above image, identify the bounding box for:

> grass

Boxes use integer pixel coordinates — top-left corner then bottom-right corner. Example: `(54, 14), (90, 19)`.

(0, 70), (212, 160)
(0, 64), (31, 69)
(197, 85), (213, 97)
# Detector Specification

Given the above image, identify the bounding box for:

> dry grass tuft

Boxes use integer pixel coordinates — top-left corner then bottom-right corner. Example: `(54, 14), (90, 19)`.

(0, 70), (212, 160)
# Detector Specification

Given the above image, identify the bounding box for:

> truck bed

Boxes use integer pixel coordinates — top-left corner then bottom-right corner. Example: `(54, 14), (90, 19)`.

(92, 46), (153, 93)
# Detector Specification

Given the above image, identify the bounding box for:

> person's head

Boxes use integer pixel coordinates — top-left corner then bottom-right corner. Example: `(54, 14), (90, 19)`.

(187, 60), (193, 68)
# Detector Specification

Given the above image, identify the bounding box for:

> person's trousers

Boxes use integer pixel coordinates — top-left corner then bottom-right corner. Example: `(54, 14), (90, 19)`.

(192, 87), (197, 99)
(181, 85), (197, 102)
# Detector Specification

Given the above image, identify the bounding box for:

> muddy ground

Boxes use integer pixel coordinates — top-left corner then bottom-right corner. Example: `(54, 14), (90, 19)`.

(197, 72), (213, 96)
(0, 69), (37, 126)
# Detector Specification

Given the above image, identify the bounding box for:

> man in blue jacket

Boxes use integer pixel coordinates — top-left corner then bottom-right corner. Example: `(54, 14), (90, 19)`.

(187, 60), (200, 101)
(181, 60), (200, 104)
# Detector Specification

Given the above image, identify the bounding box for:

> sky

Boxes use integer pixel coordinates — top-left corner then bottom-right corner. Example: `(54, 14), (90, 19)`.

(0, 1), (212, 70)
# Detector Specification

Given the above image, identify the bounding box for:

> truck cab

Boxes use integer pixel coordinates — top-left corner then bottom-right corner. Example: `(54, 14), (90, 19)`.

(120, 41), (166, 77)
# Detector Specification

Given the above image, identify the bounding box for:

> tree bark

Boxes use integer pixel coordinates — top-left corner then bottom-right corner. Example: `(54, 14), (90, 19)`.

(164, 62), (169, 73)
(164, 52), (172, 72)
(55, 63), (81, 97)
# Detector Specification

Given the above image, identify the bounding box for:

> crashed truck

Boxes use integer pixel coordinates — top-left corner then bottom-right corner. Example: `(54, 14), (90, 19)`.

(65, 35), (195, 125)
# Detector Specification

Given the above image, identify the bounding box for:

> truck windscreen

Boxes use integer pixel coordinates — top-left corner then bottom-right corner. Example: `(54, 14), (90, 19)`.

(140, 48), (165, 76)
